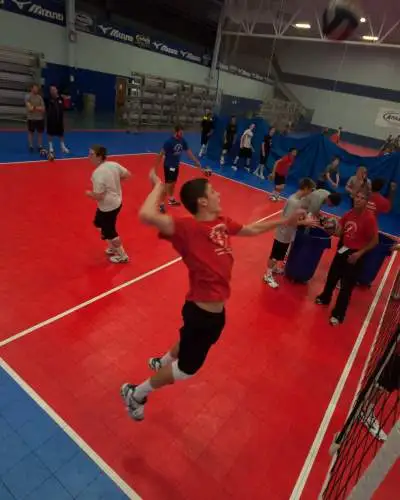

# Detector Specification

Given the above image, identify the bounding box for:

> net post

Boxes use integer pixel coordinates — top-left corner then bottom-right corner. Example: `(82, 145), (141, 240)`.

(347, 420), (400, 500)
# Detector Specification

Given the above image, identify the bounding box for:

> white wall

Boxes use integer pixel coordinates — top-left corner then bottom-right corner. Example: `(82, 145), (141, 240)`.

(0, 10), (68, 64)
(0, 10), (272, 101)
(277, 41), (400, 139)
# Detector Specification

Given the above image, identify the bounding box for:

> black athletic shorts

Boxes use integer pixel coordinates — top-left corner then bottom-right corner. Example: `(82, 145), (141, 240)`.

(27, 119), (45, 133)
(47, 121), (64, 137)
(270, 239), (290, 262)
(378, 352), (400, 393)
(274, 173), (286, 186)
(178, 301), (226, 375)
(93, 204), (121, 240)
(239, 147), (252, 159)
(259, 154), (267, 165)
(223, 140), (233, 152)
(164, 164), (179, 183)
(201, 131), (209, 146)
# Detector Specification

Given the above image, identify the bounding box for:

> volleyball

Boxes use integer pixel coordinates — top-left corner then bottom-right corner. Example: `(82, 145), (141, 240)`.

(322, 0), (361, 40)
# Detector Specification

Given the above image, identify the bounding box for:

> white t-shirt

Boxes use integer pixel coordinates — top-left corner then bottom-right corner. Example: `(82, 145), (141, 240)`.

(275, 193), (303, 244)
(302, 189), (330, 215)
(91, 161), (129, 212)
(241, 129), (253, 149)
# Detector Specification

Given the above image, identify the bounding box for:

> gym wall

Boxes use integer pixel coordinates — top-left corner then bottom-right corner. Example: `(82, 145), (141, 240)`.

(0, 9), (272, 113)
(276, 41), (400, 141)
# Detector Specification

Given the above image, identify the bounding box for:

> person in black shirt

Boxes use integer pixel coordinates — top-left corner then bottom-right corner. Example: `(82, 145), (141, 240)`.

(199, 109), (214, 158)
(46, 85), (69, 155)
(220, 116), (237, 166)
(254, 127), (276, 179)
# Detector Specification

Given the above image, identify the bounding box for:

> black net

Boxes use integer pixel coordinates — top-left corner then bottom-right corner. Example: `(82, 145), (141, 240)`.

(321, 271), (400, 500)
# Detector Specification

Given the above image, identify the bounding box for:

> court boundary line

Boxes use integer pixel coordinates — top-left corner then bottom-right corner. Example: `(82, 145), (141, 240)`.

(0, 358), (141, 500)
(0, 211), (282, 348)
(288, 250), (398, 500)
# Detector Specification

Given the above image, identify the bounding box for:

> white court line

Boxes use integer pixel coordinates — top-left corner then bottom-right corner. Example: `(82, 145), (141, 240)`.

(0, 358), (141, 500)
(289, 250), (398, 500)
(318, 261), (399, 497)
(0, 257), (181, 348)
(0, 151), (154, 166)
(0, 211), (282, 348)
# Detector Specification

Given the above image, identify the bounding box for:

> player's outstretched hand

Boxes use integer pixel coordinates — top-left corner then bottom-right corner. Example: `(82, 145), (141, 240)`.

(149, 168), (162, 187)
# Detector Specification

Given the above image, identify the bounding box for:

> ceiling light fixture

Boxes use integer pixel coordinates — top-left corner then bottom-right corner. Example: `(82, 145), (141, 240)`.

(360, 17), (366, 23)
(294, 23), (311, 29)
(362, 35), (379, 41)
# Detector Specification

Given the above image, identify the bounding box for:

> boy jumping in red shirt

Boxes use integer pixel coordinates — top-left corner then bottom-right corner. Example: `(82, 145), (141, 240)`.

(269, 148), (297, 201)
(120, 169), (309, 421)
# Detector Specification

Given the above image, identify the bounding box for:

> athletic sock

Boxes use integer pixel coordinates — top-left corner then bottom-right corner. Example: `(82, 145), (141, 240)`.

(160, 352), (175, 367)
(133, 379), (153, 402)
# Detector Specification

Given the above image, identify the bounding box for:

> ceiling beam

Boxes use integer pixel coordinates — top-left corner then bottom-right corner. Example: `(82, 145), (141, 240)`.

(221, 30), (400, 49)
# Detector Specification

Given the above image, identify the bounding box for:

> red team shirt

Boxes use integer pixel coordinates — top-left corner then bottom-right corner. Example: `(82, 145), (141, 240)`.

(275, 154), (294, 176)
(366, 192), (391, 216)
(340, 209), (378, 250)
(162, 216), (243, 302)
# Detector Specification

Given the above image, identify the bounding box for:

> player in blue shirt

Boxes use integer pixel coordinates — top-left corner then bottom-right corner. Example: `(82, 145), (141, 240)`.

(154, 124), (205, 212)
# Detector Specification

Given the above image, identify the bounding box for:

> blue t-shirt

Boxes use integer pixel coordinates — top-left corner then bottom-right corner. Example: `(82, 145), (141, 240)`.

(163, 136), (189, 168)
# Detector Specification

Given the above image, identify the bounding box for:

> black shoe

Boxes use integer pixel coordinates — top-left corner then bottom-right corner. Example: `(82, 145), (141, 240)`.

(315, 295), (330, 305)
(120, 384), (146, 421)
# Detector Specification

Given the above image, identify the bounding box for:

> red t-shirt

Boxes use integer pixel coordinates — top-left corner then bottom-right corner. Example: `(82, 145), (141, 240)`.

(331, 133), (340, 144)
(275, 154), (294, 176)
(161, 216), (243, 302)
(367, 192), (391, 216)
(340, 209), (378, 250)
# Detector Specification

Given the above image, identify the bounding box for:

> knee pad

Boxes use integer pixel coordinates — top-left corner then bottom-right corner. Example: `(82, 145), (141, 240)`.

(172, 360), (193, 381)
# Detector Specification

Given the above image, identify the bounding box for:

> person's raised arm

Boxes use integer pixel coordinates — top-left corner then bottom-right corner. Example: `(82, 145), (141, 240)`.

(138, 169), (175, 236)
(238, 209), (316, 237)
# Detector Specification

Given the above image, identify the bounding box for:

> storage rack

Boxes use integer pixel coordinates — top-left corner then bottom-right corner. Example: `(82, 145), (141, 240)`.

(122, 72), (217, 131)
(0, 45), (42, 122)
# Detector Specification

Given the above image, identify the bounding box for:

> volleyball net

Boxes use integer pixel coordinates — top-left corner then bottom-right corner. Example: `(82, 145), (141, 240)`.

(320, 270), (400, 500)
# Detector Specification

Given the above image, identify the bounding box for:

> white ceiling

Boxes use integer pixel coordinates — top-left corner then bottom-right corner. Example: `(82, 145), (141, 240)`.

(223, 0), (400, 48)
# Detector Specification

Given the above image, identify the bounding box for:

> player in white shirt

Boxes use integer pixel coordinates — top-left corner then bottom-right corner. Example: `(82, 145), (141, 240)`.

(232, 123), (256, 172)
(86, 145), (130, 263)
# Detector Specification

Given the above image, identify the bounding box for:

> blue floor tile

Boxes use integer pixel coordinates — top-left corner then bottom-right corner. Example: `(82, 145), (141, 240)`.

(55, 450), (102, 498)
(0, 416), (14, 441)
(2, 452), (51, 499)
(0, 431), (31, 475)
(1, 397), (44, 432)
(0, 481), (15, 500)
(17, 414), (59, 449)
(35, 428), (79, 474)
(76, 474), (129, 499)
(25, 476), (73, 500)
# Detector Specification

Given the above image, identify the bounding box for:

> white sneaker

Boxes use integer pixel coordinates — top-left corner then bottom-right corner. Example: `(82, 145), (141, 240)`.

(109, 254), (129, 264)
(359, 410), (387, 441)
(61, 146), (70, 154)
(329, 317), (340, 326)
(148, 357), (162, 372)
(120, 384), (146, 421)
(263, 273), (279, 289)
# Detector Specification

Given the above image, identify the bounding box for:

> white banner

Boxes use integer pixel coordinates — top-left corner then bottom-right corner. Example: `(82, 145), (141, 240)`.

(375, 107), (400, 130)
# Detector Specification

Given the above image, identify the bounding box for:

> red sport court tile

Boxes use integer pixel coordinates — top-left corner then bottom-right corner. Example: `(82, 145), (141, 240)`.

(1, 155), (398, 499)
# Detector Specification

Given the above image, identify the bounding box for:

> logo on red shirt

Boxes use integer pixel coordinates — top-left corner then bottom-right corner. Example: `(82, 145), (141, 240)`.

(343, 221), (358, 240)
(209, 223), (233, 255)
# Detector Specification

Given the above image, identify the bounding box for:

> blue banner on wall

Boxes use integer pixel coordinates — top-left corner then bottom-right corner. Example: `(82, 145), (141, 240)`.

(4, 0), (65, 25)
(2, 0), (267, 83)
